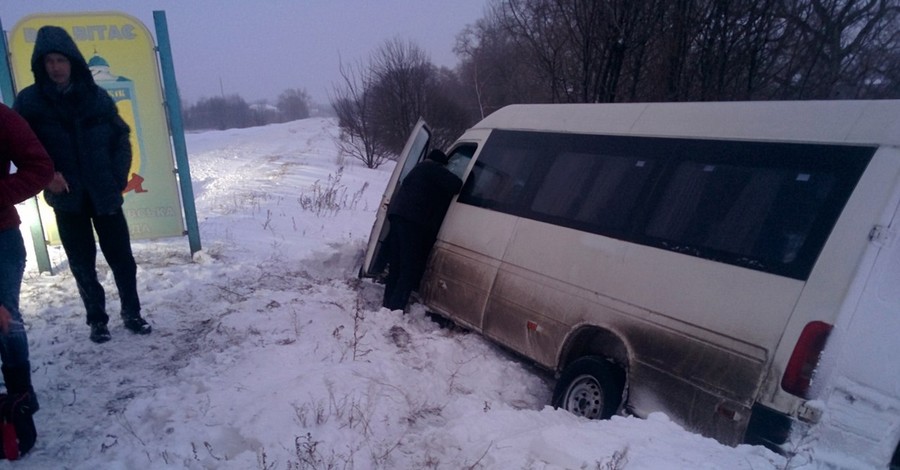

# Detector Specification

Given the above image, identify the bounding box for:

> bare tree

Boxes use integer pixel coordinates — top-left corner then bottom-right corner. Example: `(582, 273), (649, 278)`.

(460, 0), (898, 105)
(490, 0), (664, 103)
(849, 13), (900, 98)
(184, 94), (254, 130)
(497, 0), (572, 102)
(368, 38), (435, 155)
(773, 0), (900, 99)
(330, 59), (392, 169)
(454, 24), (491, 119)
(331, 37), (477, 167)
(277, 88), (311, 121)
(328, 0), (898, 167)
(736, 0), (783, 99)
(454, 5), (553, 113)
(426, 67), (474, 151)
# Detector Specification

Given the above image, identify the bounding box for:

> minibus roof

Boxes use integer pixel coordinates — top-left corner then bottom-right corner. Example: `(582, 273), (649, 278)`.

(473, 100), (900, 146)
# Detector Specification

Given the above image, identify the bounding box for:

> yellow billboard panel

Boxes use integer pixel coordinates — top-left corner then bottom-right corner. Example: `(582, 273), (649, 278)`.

(9, 12), (184, 241)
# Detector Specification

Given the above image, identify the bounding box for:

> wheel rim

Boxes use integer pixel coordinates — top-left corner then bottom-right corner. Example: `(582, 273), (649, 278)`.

(563, 373), (605, 419)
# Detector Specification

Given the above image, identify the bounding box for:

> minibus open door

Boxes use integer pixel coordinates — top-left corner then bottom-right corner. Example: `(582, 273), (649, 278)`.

(359, 119), (431, 279)
(806, 193), (900, 468)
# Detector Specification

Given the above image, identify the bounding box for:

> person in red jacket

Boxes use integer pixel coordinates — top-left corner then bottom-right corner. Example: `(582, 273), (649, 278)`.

(0, 102), (54, 455)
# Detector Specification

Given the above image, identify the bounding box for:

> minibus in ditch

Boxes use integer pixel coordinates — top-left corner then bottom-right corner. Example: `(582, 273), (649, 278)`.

(361, 100), (900, 460)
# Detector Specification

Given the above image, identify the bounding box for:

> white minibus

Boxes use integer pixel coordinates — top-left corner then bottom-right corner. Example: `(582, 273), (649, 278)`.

(361, 100), (900, 462)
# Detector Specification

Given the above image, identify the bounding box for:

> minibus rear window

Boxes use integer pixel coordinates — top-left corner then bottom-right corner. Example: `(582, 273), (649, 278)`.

(458, 130), (874, 280)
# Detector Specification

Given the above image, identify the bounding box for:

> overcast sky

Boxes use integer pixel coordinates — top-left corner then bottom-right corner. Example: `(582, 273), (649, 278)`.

(1, 1), (488, 105)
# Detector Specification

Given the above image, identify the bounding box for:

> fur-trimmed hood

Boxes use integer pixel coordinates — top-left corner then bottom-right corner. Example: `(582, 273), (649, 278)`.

(30, 25), (94, 90)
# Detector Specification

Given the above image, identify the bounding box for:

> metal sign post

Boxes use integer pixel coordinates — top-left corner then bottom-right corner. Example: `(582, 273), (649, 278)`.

(153, 10), (201, 255)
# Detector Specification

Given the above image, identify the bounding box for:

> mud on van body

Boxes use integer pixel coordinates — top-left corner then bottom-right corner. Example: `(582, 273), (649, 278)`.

(362, 100), (900, 457)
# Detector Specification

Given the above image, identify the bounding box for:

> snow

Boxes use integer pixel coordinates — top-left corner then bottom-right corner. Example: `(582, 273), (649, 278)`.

(10, 118), (797, 468)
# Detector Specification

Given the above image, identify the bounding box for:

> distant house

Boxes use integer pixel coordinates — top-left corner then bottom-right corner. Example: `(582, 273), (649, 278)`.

(250, 102), (279, 113)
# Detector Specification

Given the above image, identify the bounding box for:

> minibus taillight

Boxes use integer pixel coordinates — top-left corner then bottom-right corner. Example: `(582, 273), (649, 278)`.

(781, 321), (832, 398)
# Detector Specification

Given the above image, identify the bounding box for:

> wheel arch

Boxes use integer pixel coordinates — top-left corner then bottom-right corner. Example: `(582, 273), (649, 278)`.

(557, 325), (631, 375)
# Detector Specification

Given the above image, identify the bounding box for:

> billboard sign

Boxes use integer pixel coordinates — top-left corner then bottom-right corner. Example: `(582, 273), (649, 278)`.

(8, 12), (184, 242)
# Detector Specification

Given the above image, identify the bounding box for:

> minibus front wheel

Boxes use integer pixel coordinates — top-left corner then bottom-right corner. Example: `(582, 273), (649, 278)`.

(552, 356), (625, 420)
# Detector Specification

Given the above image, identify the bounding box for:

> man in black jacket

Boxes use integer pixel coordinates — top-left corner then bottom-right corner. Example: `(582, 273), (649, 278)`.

(382, 149), (462, 311)
(14, 26), (151, 343)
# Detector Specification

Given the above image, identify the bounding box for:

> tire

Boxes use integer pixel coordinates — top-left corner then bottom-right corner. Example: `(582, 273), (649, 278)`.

(552, 356), (625, 420)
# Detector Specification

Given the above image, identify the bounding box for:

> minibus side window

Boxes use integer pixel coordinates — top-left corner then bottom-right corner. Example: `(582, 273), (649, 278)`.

(461, 144), (543, 212)
(531, 152), (598, 218)
(530, 152), (655, 234)
(755, 172), (837, 264)
(572, 155), (655, 233)
(459, 129), (873, 280)
(644, 161), (841, 275)
(648, 163), (769, 253)
(446, 144), (477, 180)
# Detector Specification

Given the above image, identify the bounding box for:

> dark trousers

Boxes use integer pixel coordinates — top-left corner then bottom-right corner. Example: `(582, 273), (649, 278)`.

(54, 209), (140, 325)
(382, 217), (434, 311)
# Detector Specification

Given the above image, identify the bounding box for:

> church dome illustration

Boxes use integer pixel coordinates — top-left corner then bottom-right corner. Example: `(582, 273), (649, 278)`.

(88, 54), (110, 68)
(89, 53), (128, 82)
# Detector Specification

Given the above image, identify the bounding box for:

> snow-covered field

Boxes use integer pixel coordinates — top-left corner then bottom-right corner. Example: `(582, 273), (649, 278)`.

(12, 118), (796, 469)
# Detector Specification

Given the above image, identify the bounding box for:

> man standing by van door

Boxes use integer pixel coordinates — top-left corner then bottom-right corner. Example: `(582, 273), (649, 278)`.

(383, 149), (462, 312)
(14, 26), (152, 343)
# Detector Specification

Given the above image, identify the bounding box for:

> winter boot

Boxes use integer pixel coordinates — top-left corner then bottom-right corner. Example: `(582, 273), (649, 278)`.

(123, 314), (151, 335)
(0, 393), (37, 459)
(0, 363), (37, 458)
(89, 323), (111, 343)
(1, 364), (38, 414)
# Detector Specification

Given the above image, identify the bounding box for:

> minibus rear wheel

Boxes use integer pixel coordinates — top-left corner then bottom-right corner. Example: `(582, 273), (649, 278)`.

(552, 356), (625, 420)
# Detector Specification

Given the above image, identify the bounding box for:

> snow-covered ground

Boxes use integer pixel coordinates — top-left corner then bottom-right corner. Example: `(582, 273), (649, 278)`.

(12, 118), (805, 469)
